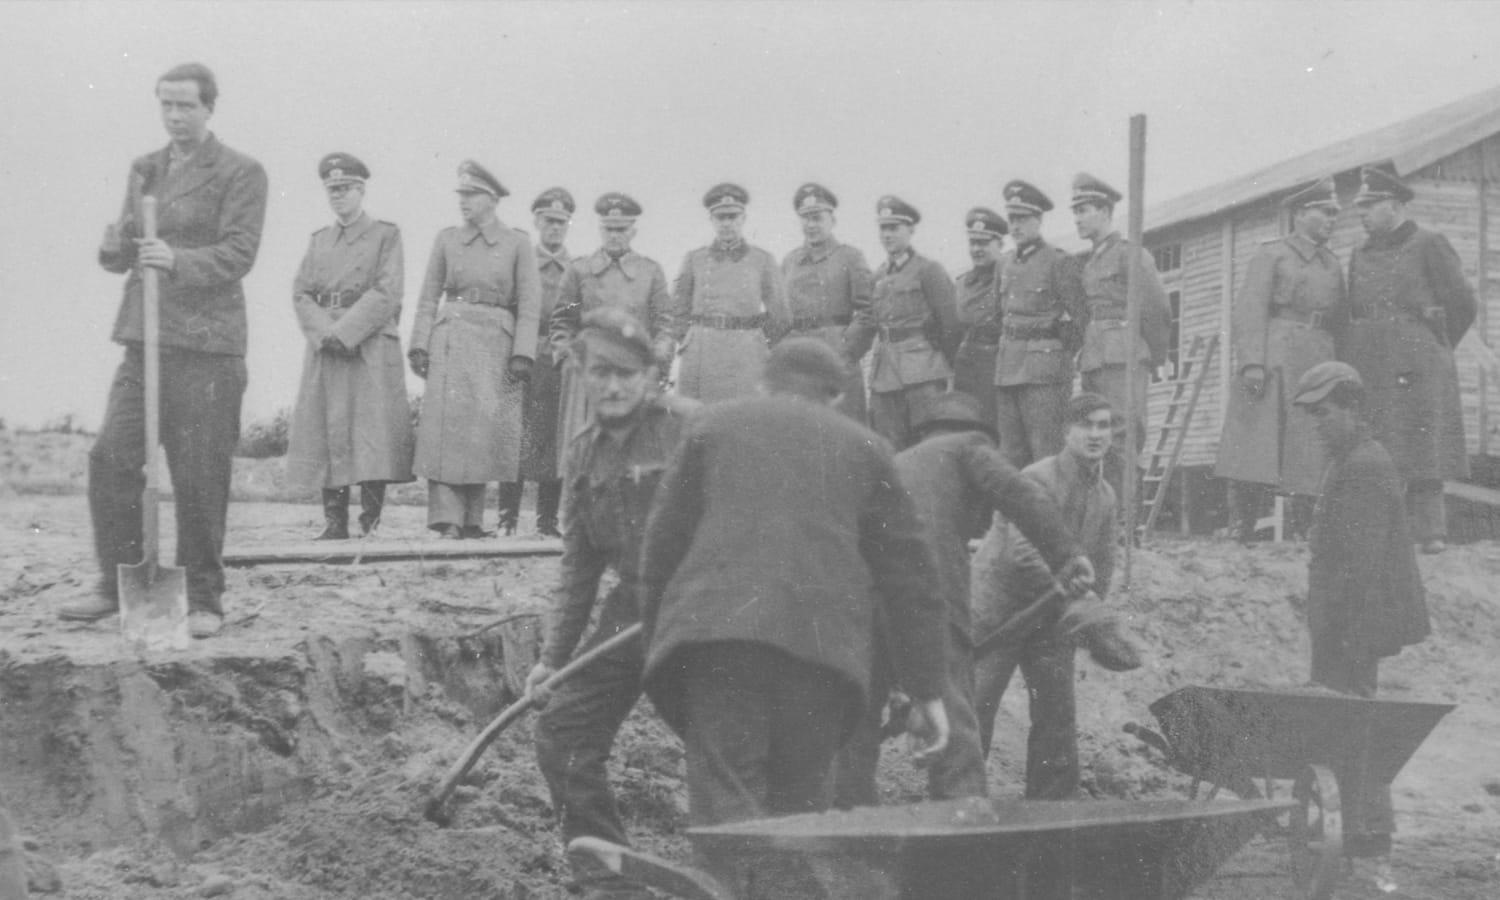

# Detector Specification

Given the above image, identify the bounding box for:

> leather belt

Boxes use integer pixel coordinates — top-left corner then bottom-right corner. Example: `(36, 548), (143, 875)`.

(1273, 308), (1329, 330)
(691, 313), (767, 330)
(1003, 321), (1059, 341)
(791, 314), (852, 331)
(312, 290), (361, 309)
(966, 324), (1002, 344)
(1087, 304), (1127, 321)
(447, 287), (509, 307)
(878, 325), (927, 342)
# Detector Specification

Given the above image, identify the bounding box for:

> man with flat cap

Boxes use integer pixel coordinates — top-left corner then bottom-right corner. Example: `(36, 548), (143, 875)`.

(550, 192), (676, 476)
(1293, 361), (1427, 885)
(65, 62), (267, 638)
(1343, 166), (1476, 554)
(526, 308), (698, 900)
(672, 183), (791, 403)
(781, 182), (875, 422)
(286, 153), (413, 540)
(1215, 177), (1349, 543)
(1072, 172), (1171, 503)
(409, 160), (541, 538)
(499, 187), (574, 537)
(951, 208), (1008, 435)
(995, 180), (1086, 470)
(846, 195), (962, 448)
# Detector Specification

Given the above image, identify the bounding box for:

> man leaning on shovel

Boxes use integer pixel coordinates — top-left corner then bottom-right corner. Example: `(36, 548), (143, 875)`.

(61, 62), (268, 639)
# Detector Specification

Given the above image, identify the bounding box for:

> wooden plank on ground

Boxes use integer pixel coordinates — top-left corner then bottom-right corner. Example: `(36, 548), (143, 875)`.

(223, 537), (563, 567)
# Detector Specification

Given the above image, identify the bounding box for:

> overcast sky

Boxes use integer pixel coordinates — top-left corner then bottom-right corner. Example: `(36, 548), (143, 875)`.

(3, 0), (1500, 430)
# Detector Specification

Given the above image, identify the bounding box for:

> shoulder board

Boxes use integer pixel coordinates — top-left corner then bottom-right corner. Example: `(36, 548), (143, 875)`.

(657, 393), (704, 418)
(311, 225), (332, 237)
(376, 219), (398, 229)
(513, 227), (529, 236)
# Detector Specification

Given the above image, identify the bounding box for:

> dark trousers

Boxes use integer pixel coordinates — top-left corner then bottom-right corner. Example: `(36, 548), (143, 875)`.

(973, 625), (1079, 799)
(676, 641), (849, 827)
(869, 380), (946, 450)
(89, 346), (245, 614)
(498, 478), (563, 528)
(1310, 628), (1394, 853)
(994, 382), (1069, 470)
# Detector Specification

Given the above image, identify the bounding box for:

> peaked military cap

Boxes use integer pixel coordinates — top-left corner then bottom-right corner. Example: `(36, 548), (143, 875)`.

(455, 160), (508, 198)
(1353, 166), (1414, 204)
(1293, 361), (1364, 406)
(704, 183), (749, 212)
(794, 182), (838, 214)
(595, 191), (643, 225)
(876, 195), (920, 226)
(531, 187), (576, 221)
(1070, 172), (1122, 209)
(763, 337), (849, 397)
(966, 207), (1009, 239)
(1003, 179), (1053, 216)
(1284, 177), (1340, 212)
(576, 307), (654, 369)
(914, 391), (998, 442)
(319, 153), (368, 187)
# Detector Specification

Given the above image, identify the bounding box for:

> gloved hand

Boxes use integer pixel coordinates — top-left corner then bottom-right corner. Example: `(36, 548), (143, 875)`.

(1056, 555), (1096, 599)
(507, 355), (534, 383)
(1239, 365), (1266, 399)
(524, 662), (557, 705)
(408, 349), (429, 378)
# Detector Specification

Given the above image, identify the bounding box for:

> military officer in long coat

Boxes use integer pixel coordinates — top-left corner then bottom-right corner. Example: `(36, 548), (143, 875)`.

(549, 192), (676, 474)
(1343, 166), (1476, 553)
(1072, 172), (1171, 501)
(672, 183), (791, 403)
(499, 187), (574, 537)
(846, 195), (962, 448)
(287, 153), (413, 540)
(951, 208), (1007, 436)
(1214, 177), (1348, 542)
(781, 182), (875, 422)
(408, 161), (541, 538)
(995, 180), (1085, 469)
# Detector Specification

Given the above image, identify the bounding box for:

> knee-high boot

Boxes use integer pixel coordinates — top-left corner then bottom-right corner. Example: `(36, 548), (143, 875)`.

(316, 487), (350, 540)
(358, 482), (386, 536)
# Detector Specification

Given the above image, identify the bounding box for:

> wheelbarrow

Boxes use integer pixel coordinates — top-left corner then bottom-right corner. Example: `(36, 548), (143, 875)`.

(1125, 685), (1455, 899)
(572, 795), (1291, 899)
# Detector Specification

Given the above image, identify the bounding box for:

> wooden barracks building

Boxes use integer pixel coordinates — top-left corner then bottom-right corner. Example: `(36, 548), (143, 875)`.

(1140, 82), (1500, 534)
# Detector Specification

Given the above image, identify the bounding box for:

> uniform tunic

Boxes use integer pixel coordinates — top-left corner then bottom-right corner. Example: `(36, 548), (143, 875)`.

(781, 239), (875, 421)
(409, 219), (541, 483)
(519, 244), (569, 481)
(286, 214), (414, 490)
(1215, 234), (1347, 495)
(850, 250), (961, 392)
(952, 263), (1000, 429)
(1344, 221), (1475, 482)
(1077, 231), (1171, 373)
(672, 241), (790, 403)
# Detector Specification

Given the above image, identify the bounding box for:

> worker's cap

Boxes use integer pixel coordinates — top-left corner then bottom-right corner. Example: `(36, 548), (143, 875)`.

(1070, 172), (1122, 210)
(1293, 361), (1365, 406)
(531, 187), (576, 221)
(1283, 176), (1341, 213)
(455, 160), (508, 199)
(595, 191), (643, 225)
(703, 183), (749, 213)
(794, 182), (838, 215)
(1003, 179), (1053, 216)
(1066, 391), (1114, 424)
(966, 207), (1009, 240)
(319, 152), (368, 187)
(1353, 166), (1414, 205)
(876, 195), (920, 226)
(913, 391), (998, 442)
(763, 337), (849, 398)
(574, 307), (655, 370)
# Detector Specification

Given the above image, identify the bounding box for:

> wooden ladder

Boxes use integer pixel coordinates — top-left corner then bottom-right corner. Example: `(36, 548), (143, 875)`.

(1142, 333), (1219, 535)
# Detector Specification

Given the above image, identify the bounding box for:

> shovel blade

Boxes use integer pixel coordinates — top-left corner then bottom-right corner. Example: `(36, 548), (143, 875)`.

(117, 560), (190, 651)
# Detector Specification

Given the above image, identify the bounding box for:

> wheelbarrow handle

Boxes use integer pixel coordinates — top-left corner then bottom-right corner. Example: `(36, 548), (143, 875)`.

(569, 837), (733, 900)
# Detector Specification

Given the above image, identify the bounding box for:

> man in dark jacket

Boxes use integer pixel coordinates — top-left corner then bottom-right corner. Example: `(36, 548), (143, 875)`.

(639, 338), (950, 828)
(63, 62), (268, 639)
(1294, 361), (1428, 884)
(525, 308), (698, 900)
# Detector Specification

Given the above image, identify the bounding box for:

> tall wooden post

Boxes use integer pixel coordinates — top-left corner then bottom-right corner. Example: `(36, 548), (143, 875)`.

(1124, 114), (1147, 584)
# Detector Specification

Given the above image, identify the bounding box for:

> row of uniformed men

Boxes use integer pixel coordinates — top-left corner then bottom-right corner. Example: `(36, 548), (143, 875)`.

(284, 154), (1172, 539)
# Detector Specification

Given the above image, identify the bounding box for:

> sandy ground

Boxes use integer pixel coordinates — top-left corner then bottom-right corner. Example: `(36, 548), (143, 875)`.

(1, 430), (1498, 899)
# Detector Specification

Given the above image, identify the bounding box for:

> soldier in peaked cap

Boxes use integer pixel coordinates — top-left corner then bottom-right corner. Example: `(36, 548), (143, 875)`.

(498, 188), (577, 537)
(1214, 177), (1350, 542)
(671, 182), (791, 403)
(1343, 166), (1476, 553)
(549, 192), (676, 476)
(286, 153), (413, 541)
(408, 159), (541, 538)
(845, 195), (961, 447)
(992, 179), (1086, 470)
(781, 182), (875, 422)
(951, 207), (1008, 435)
(1071, 172), (1171, 503)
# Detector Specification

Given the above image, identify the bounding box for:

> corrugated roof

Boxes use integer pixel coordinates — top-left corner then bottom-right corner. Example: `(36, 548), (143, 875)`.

(1146, 82), (1500, 234)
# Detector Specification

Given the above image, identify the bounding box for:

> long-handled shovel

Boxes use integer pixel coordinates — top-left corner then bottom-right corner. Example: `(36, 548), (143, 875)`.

(118, 196), (189, 651)
(424, 623), (642, 825)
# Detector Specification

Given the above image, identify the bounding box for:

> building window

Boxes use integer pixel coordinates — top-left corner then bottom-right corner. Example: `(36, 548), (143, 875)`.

(1160, 290), (1183, 381)
(1153, 243), (1182, 273)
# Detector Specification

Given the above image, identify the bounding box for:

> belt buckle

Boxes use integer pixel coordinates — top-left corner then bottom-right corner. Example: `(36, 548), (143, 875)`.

(1308, 310), (1324, 329)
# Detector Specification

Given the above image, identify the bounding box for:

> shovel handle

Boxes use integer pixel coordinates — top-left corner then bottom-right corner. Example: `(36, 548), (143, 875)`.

(140, 196), (161, 564)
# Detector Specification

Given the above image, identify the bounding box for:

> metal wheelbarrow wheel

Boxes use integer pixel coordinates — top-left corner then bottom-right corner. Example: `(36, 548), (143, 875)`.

(1288, 764), (1342, 900)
